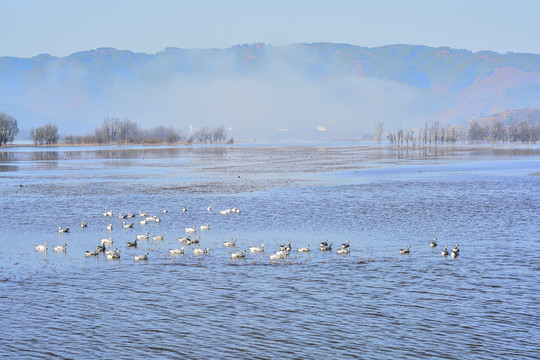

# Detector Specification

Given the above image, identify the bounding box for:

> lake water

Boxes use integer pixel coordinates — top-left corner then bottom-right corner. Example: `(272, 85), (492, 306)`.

(1, 143), (539, 359)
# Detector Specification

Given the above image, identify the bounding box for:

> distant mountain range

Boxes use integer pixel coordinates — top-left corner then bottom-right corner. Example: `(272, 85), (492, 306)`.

(1, 43), (540, 140)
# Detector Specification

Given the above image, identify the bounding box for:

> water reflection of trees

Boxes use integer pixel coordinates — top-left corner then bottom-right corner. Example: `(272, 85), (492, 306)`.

(31, 151), (59, 170)
(0, 164), (18, 172)
(377, 145), (540, 162)
(0, 152), (15, 162)
(64, 151), (83, 159)
(370, 146), (456, 161)
(31, 151), (59, 161)
(187, 147), (228, 158)
(94, 147), (187, 160)
(97, 146), (230, 160)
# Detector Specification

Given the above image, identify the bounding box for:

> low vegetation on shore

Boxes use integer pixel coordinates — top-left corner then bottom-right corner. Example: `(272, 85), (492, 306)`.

(0, 110), (538, 148)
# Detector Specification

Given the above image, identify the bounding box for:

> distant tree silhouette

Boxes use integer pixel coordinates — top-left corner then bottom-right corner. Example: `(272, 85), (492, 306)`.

(0, 112), (19, 146)
(30, 124), (59, 146)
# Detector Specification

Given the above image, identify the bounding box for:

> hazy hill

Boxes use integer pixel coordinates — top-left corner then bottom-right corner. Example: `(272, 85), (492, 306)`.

(1, 43), (540, 140)
(470, 108), (540, 127)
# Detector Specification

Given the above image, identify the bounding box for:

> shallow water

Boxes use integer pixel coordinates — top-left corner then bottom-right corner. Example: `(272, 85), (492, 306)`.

(1, 144), (539, 359)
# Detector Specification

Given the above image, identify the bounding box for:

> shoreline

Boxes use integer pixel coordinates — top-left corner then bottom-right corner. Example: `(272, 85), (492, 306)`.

(2, 141), (539, 153)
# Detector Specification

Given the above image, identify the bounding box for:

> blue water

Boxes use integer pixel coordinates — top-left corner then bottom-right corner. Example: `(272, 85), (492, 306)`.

(0, 144), (539, 359)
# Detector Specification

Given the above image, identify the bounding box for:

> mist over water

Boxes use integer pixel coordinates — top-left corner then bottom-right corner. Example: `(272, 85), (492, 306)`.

(105, 71), (423, 141)
(3, 46), (438, 140)
(0, 143), (539, 359)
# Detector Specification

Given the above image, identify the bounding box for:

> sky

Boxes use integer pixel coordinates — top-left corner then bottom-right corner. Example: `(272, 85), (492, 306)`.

(0, 0), (539, 58)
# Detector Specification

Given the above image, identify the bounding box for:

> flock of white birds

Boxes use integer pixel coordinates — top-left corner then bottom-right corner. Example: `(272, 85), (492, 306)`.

(35, 206), (460, 262)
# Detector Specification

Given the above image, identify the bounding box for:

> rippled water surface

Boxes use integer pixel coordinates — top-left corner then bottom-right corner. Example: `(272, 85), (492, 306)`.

(1, 144), (539, 359)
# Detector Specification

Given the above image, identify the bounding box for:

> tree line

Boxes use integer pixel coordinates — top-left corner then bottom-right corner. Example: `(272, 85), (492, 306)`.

(30, 124), (59, 146)
(63, 117), (184, 145)
(25, 116), (231, 146)
(376, 119), (540, 148)
(189, 125), (230, 144)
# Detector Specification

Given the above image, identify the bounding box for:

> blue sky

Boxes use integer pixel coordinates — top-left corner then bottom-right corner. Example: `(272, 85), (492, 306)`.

(0, 0), (538, 57)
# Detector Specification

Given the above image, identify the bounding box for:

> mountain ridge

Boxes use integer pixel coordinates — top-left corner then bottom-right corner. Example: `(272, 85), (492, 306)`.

(1, 43), (540, 140)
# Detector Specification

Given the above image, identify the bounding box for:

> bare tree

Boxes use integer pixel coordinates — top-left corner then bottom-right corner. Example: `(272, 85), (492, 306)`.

(117, 118), (138, 143)
(468, 121), (488, 143)
(100, 116), (120, 143)
(387, 132), (396, 147)
(0, 112), (19, 146)
(423, 121), (429, 146)
(373, 122), (384, 143)
(192, 125), (228, 144)
(397, 127), (404, 147)
(30, 124), (59, 146)
(490, 120), (506, 144)
(212, 126), (227, 143)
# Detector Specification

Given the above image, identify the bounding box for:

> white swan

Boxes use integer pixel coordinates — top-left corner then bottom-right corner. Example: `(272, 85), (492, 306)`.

(193, 247), (210, 255)
(134, 253), (148, 261)
(58, 226), (70, 233)
(430, 238), (438, 247)
(185, 225), (196, 233)
(223, 238), (236, 247)
(231, 249), (246, 259)
(199, 224), (210, 231)
(297, 245), (310, 252)
(341, 240), (350, 249)
(269, 251), (287, 260)
(127, 240), (138, 247)
(100, 237), (114, 246)
(169, 248), (184, 255)
(35, 243), (48, 251)
(163, 208), (168, 214)
(248, 244), (265, 253)
(275, 250), (290, 257)
(103, 210), (113, 217)
(136, 232), (149, 240)
(104, 248), (120, 256)
(399, 245), (411, 254)
(106, 250), (121, 260)
(81, 221), (87, 228)
(178, 236), (190, 243)
(53, 244), (67, 252)
(153, 234), (164, 241)
(452, 243), (460, 253)
(122, 221), (134, 229)
(337, 247), (350, 255)
(106, 224), (113, 231)
(451, 250), (459, 259)
(207, 205), (211, 212)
